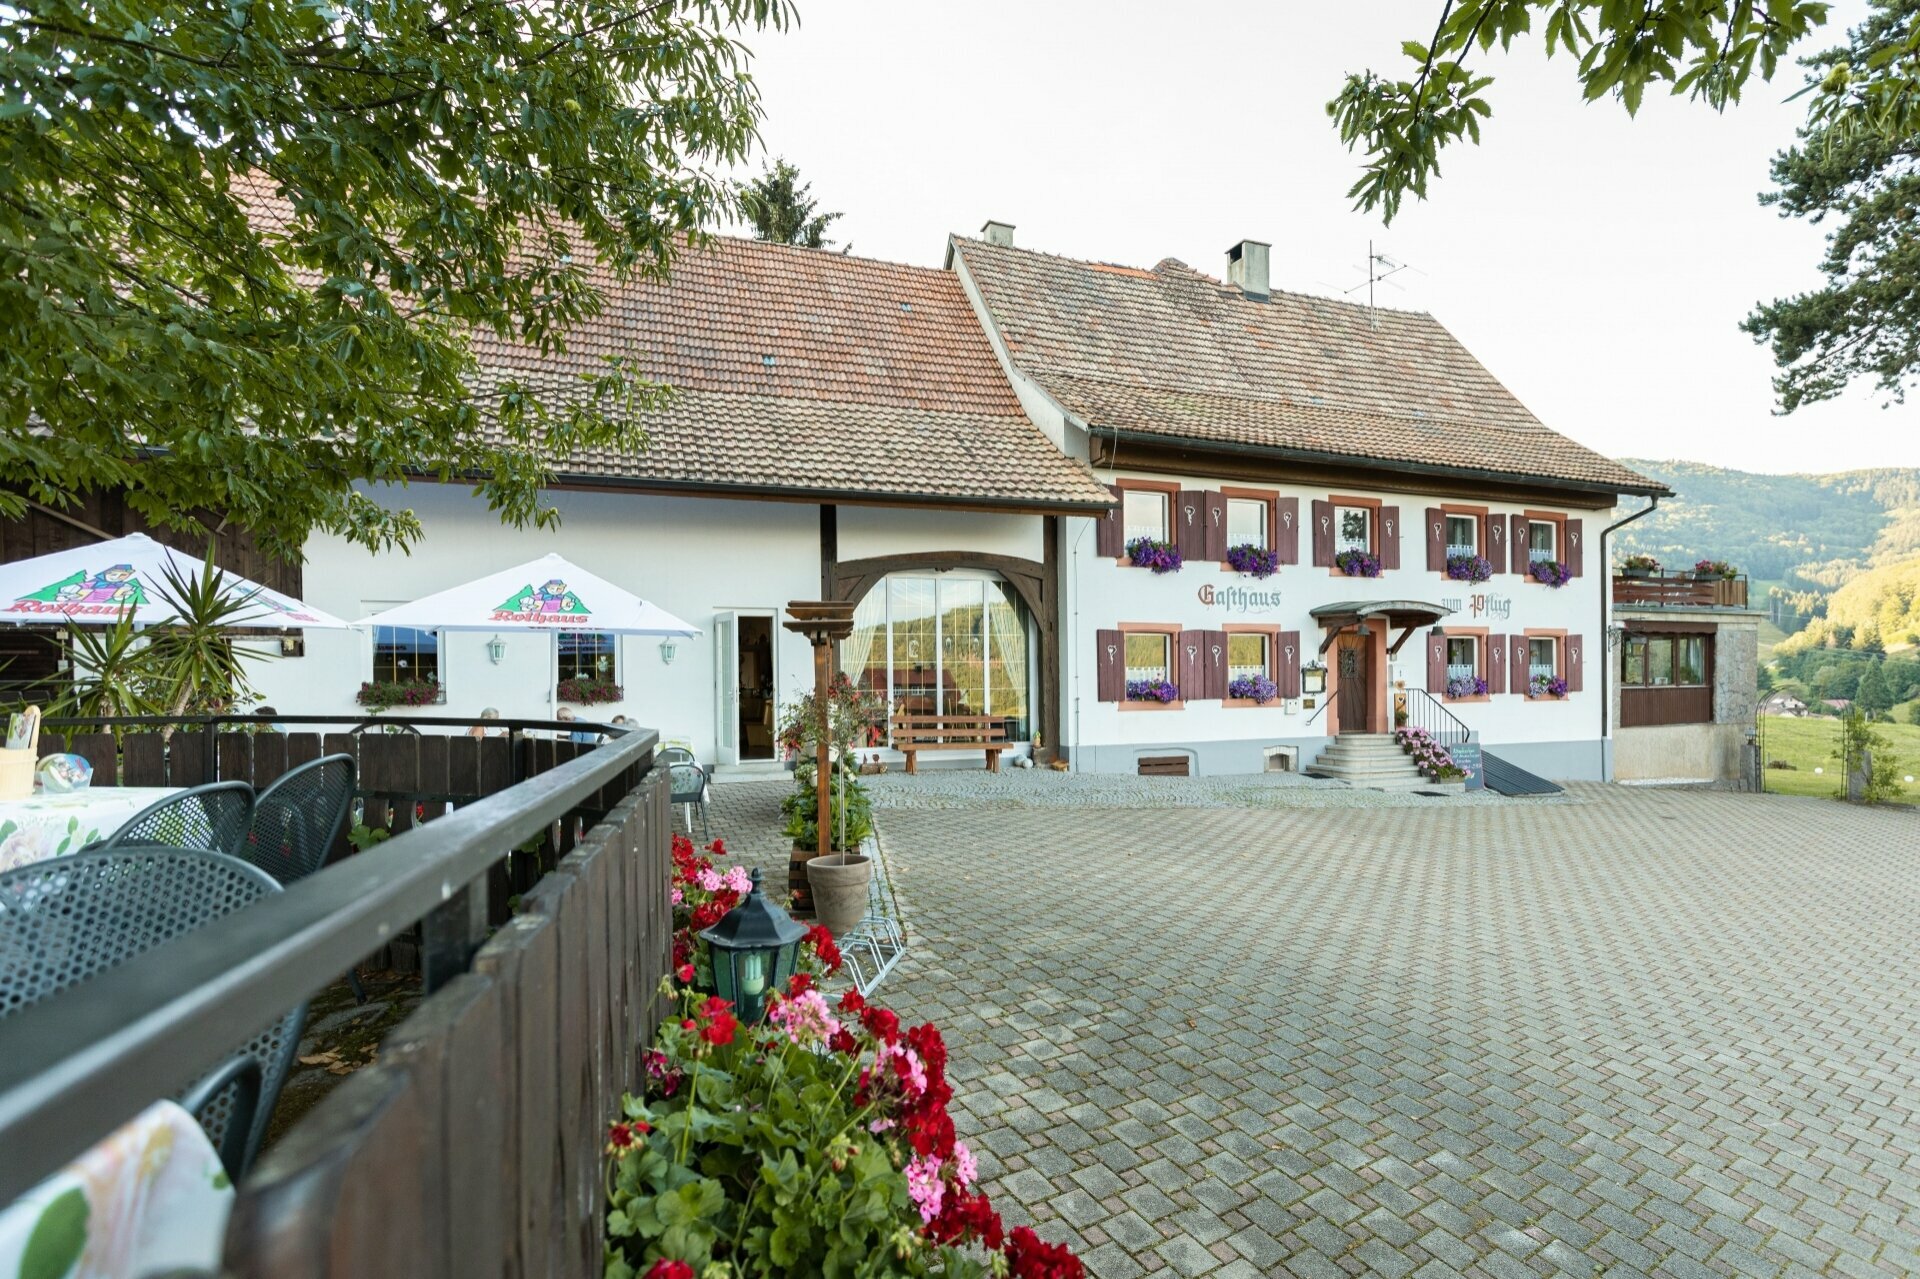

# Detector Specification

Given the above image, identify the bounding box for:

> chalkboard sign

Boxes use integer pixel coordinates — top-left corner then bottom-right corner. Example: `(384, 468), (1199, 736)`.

(1454, 739), (1485, 791)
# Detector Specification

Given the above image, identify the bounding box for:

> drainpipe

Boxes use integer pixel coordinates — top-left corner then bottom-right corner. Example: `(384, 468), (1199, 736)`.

(1598, 494), (1659, 781)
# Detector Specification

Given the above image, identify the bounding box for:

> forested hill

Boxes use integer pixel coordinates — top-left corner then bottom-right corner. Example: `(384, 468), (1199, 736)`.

(1612, 461), (1920, 585)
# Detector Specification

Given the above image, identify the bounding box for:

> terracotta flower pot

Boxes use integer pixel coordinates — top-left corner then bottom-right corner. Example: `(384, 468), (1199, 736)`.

(806, 853), (873, 937)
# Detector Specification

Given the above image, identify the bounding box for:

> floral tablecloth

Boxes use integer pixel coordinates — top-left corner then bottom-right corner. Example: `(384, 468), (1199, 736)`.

(0, 788), (182, 872)
(0, 1100), (232, 1279)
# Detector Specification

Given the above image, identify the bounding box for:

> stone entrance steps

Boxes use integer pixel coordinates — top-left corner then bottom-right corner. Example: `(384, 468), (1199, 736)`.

(1305, 733), (1433, 792)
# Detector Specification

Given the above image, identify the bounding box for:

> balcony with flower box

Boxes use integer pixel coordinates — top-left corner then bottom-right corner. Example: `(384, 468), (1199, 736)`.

(1612, 567), (1749, 610)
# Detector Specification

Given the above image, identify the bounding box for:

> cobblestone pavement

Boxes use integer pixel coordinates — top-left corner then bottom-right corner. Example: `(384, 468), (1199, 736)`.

(861, 768), (1557, 810)
(708, 779), (1920, 1279)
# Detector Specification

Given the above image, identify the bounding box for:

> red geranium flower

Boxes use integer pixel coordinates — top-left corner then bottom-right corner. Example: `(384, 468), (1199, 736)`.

(860, 1005), (900, 1045)
(1004, 1226), (1083, 1279)
(676, 963), (695, 984)
(839, 989), (866, 1014)
(697, 995), (739, 1047)
(829, 1027), (859, 1055)
(644, 1262), (694, 1279)
(805, 923), (843, 973)
(788, 972), (813, 996)
(926, 1189), (1004, 1250)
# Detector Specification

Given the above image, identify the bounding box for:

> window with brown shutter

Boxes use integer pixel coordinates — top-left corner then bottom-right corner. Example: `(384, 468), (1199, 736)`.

(1112, 479), (1182, 564)
(1222, 625), (1279, 706)
(1379, 506), (1401, 570)
(1320, 494), (1383, 574)
(1095, 485), (1124, 558)
(1275, 497), (1300, 565)
(1433, 504), (1490, 576)
(1488, 515), (1507, 574)
(1485, 631), (1506, 695)
(1174, 491), (1206, 561)
(1508, 634), (1530, 695)
(1522, 510), (1569, 582)
(1425, 507), (1446, 572)
(1095, 628), (1125, 702)
(1426, 629), (1447, 693)
(1277, 629), (1302, 698)
(1310, 499), (1334, 568)
(1521, 628), (1568, 699)
(1565, 634), (1584, 692)
(1438, 627), (1491, 700)
(1117, 622), (1185, 710)
(1202, 492), (1228, 563)
(1509, 514), (1529, 576)
(1219, 487), (1277, 569)
(1566, 519), (1584, 577)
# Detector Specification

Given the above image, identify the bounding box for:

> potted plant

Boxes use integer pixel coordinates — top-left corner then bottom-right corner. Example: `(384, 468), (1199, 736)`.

(556, 674), (623, 704)
(1334, 548), (1382, 578)
(1444, 674), (1488, 699)
(1226, 673), (1278, 704)
(1224, 542), (1279, 578)
(355, 678), (443, 711)
(1446, 553), (1493, 583)
(1528, 674), (1570, 699)
(777, 674), (887, 934)
(1125, 536), (1182, 573)
(1620, 554), (1660, 579)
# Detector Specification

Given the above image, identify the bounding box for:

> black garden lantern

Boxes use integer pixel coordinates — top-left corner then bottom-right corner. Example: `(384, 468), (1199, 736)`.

(698, 868), (809, 1024)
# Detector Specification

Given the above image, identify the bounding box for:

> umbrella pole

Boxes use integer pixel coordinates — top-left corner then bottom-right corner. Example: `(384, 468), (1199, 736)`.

(551, 630), (558, 722)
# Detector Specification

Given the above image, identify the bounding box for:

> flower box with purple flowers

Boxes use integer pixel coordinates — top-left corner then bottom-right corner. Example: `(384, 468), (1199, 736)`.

(1125, 677), (1180, 703)
(1224, 542), (1279, 579)
(1529, 674), (1569, 699)
(1126, 537), (1182, 573)
(1334, 548), (1382, 578)
(1445, 553), (1493, 583)
(1529, 559), (1572, 588)
(355, 678), (444, 711)
(1445, 675), (1488, 699)
(1226, 674), (1278, 704)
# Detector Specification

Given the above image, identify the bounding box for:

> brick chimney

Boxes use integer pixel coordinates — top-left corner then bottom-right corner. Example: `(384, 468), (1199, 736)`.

(1226, 239), (1270, 300)
(981, 220), (1015, 247)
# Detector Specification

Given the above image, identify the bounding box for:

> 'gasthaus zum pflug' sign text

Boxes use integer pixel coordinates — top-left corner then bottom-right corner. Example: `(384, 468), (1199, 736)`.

(1196, 584), (1284, 615)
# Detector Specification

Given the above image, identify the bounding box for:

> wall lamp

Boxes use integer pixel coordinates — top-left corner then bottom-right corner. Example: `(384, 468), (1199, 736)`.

(659, 637), (679, 665)
(486, 635), (507, 665)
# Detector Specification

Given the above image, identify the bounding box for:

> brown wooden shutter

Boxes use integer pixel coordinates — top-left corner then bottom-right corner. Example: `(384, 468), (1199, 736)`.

(1510, 515), (1529, 576)
(1486, 632), (1506, 693)
(1177, 630), (1206, 699)
(1174, 491), (1205, 559)
(1204, 631), (1229, 700)
(1278, 630), (1302, 697)
(1425, 508), (1446, 572)
(1566, 519), (1584, 577)
(1566, 634), (1585, 692)
(1276, 497), (1300, 565)
(1487, 515), (1506, 574)
(1095, 486), (1124, 558)
(1095, 629), (1124, 702)
(1203, 492), (1227, 562)
(1311, 500), (1334, 567)
(1379, 506), (1401, 570)
(1426, 630), (1447, 693)
(1510, 634), (1530, 695)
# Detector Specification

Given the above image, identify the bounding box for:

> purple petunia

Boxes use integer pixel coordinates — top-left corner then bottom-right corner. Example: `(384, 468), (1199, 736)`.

(1225, 543), (1279, 578)
(1126, 537), (1183, 574)
(1125, 677), (1180, 703)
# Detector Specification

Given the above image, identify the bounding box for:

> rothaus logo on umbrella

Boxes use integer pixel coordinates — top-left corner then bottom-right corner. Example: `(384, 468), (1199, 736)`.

(492, 578), (593, 624)
(9, 563), (150, 616)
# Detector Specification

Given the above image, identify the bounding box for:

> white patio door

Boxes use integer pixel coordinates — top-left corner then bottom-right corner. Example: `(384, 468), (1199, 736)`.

(714, 611), (739, 766)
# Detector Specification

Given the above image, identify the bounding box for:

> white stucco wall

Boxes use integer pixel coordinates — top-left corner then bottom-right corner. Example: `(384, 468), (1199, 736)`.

(1062, 469), (1612, 778)
(835, 506), (1044, 564)
(251, 483), (825, 762)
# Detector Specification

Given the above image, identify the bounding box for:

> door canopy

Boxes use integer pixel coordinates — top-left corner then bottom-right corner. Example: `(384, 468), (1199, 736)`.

(1310, 600), (1454, 654)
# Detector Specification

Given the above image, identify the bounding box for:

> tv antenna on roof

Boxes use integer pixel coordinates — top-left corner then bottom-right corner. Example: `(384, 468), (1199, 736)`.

(1346, 241), (1417, 329)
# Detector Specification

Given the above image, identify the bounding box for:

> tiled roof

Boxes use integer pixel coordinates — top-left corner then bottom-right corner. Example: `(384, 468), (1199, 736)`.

(951, 238), (1665, 496)
(470, 237), (1113, 509)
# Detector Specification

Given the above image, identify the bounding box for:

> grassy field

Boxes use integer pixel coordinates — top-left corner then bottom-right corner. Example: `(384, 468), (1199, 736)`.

(1759, 715), (1920, 800)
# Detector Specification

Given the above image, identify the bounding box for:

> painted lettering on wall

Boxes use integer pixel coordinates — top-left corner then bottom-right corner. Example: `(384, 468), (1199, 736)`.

(1196, 584), (1285, 614)
(1440, 593), (1512, 620)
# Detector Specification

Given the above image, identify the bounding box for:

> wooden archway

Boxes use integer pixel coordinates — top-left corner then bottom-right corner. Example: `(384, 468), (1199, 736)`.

(825, 548), (1059, 760)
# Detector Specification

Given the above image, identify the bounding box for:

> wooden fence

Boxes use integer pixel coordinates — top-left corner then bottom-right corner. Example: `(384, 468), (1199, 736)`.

(223, 766), (671, 1278)
(1612, 572), (1749, 610)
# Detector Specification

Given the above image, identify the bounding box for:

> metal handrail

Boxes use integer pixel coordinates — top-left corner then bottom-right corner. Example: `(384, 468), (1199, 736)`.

(0, 722), (658, 1201)
(1400, 687), (1470, 752)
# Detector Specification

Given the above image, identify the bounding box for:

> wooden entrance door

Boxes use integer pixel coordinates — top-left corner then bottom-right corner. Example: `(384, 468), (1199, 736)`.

(1336, 633), (1370, 733)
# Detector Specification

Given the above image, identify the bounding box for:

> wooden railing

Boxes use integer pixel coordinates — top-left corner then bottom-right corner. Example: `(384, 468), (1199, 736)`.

(1612, 571), (1748, 609)
(0, 717), (670, 1279)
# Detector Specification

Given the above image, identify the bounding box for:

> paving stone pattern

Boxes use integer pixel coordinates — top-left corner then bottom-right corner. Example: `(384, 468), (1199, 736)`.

(708, 779), (1920, 1278)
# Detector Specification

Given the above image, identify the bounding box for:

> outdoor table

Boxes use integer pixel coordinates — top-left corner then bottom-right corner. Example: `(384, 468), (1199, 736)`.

(0, 1100), (232, 1278)
(0, 787), (184, 872)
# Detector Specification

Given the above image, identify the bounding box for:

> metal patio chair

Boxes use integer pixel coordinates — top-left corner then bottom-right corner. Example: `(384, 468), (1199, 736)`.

(0, 848), (308, 1180)
(660, 746), (710, 840)
(82, 781), (255, 859)
(243, 754), (356, 886)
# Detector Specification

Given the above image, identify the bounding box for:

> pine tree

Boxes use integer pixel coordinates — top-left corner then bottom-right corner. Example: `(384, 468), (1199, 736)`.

(741, 160), (844, 250)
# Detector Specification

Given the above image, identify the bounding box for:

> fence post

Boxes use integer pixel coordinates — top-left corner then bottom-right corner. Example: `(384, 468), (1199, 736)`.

(421, 879), (491, 993)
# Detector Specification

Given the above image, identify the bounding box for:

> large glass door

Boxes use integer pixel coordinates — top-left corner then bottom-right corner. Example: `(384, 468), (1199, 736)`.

(713, 611), (738, 765)
(839, 572), (1035, 742)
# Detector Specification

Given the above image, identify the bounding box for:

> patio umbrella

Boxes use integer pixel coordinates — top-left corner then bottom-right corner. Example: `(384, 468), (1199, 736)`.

(354, 553), (700, 715)
(0, 532), (348, 629)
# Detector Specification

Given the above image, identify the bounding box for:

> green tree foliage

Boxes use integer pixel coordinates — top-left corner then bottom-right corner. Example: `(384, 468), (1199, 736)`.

(1857, 660), (1892, 714)
(1745, 2), (1920, 412)
(740, 158), (842, 249)
(1778, 555), (1920, 656)
(1834, 706), (1905, 801)
(1330, 0), (1833, 224)
(0, 0), (792, 561)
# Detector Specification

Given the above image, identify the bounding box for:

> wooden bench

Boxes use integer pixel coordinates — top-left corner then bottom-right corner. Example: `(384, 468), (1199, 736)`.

(890, 713), (1007, 774)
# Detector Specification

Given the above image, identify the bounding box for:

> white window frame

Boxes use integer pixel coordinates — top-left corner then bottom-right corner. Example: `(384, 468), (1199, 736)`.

(365, 600), (442, 688)
(1529, 520), (1558, 564)
(1445, 514), (1478, 559)
(1226, 632), (1270, 682)
(1226, 497), (1268, 549)
(1123, 631), (1173, 683)
(1445, 635), (1478, 684)
(1527, 635), (1558, 687)
(557, 631), (619, 685)
(1122, 489), (1170, 544)
(1335, 505), (1372, 554)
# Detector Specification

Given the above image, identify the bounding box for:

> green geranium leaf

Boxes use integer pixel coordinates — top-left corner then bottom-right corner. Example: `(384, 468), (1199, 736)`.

(20, 1187), (88, 1279)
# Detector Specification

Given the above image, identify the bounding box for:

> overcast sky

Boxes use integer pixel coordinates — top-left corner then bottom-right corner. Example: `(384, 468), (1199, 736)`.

(731, 0), (1916, 474)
